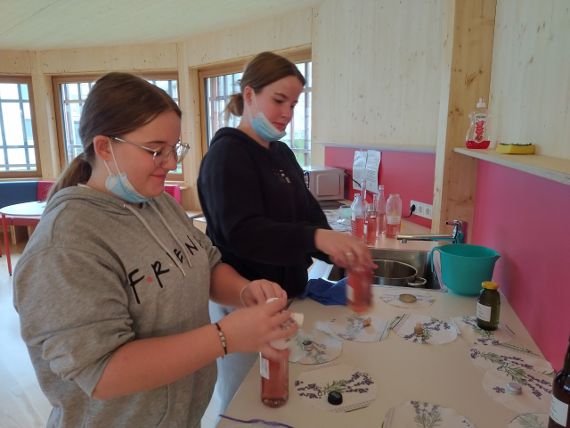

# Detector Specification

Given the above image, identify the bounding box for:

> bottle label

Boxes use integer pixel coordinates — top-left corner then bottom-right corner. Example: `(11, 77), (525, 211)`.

(260, 356), (270, 380)
(476, 302), (492, 322)
(386, 215), (401, 225)
(550, 394), (569, 425)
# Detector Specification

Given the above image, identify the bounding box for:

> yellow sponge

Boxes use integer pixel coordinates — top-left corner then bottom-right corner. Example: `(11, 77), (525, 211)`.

(496, 143), (535, 154)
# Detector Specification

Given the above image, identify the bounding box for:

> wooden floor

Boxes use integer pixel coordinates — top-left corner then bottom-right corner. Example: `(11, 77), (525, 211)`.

(0, 240), (220, 427)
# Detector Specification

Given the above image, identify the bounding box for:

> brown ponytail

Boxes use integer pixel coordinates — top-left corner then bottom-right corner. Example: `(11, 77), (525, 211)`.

(47, 154), (93, 201)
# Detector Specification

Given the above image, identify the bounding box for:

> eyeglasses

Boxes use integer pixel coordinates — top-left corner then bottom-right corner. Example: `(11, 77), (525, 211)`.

(110, 136), (190, 166)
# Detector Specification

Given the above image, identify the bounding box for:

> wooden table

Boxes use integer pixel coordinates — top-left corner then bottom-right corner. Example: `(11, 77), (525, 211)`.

(1, 201), (45, 275)
(218, 287), (548, 427)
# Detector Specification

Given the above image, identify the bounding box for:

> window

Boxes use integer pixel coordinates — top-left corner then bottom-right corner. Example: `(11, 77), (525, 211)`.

(54, 74), (182, 178)
(200, 51), (312, 167)
(0, 77), (39, 177)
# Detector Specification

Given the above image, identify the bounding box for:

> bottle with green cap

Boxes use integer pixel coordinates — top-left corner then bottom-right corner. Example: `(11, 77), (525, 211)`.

(476, 281), (500, 330)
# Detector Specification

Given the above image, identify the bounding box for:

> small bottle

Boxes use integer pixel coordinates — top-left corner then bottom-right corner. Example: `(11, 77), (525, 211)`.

(365, 195), (378, 246)
(376, 185), (386, 237)
(465, 98), (490, 149)
(346, 267), (373, 314)
(548, 336), (570, 428)
(351, 192), (365, 239)
(385, 193), (402, 238)
(260, 351), (288, 407)
(476, 281), (500, 331)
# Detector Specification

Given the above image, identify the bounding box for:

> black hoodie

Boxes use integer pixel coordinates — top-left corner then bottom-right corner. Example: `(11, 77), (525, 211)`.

(198, 127), (331, 297)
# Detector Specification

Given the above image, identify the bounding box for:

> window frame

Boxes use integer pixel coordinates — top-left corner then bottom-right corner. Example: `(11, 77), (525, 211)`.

(197, 48), (312, 163)
(53, 72), (184, 181)
(0, 75), (41, 179)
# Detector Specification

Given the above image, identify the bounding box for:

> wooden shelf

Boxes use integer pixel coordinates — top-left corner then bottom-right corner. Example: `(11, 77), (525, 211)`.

(454, 148), (570, 186)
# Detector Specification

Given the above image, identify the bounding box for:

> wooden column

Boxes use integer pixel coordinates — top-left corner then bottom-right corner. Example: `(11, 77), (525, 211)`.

(432, 0), (496, 241)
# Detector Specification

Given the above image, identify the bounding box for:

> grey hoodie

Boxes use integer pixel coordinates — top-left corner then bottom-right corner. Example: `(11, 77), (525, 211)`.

(13, 186), (221, 428)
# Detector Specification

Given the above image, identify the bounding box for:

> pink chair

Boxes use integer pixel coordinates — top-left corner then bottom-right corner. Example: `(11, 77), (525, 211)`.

(164, 184), (182, 204)
(37, 180), (55, 201)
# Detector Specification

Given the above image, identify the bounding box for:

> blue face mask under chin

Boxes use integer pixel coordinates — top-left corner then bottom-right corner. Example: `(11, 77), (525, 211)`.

(105, 172), (149, 204)
(251, 111), (286, 142)
(104, 143), (150, 204)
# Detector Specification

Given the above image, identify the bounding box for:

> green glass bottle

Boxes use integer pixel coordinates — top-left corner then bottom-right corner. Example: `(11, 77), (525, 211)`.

(476, 281), (500, 330)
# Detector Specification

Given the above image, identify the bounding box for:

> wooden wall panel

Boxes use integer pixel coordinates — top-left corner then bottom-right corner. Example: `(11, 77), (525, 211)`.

(311, 0), (449, 165)
(489, 0), (570, 158)
(36, 43), (178, 74)
(182, 8), (312, 67)
(0, 50), (32, 74)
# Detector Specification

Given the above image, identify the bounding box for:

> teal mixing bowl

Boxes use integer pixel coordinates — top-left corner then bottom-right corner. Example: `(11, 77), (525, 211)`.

(431, 244), (500, 296)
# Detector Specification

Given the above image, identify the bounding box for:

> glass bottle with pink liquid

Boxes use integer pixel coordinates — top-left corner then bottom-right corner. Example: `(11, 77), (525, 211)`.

(347, 267), (373, 313)
(385, 193), (402, 238)
(260, 351), (288, 407)
(365, 195), (378, 246)
(376, 185), (386, 237)
(351, 192), (365, 239)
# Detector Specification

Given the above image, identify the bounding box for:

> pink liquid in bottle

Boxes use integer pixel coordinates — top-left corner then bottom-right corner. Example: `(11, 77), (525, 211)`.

(347, 268), (373, 314)
(351, 217), (364, 239)
(260, 352), (288, 408)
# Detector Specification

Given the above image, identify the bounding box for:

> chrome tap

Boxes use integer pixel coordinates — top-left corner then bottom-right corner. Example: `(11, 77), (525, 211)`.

(397, 220), (467, 244)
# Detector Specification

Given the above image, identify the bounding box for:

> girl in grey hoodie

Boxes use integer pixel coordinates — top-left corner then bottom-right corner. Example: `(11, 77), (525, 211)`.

(13, 72), (296, 428)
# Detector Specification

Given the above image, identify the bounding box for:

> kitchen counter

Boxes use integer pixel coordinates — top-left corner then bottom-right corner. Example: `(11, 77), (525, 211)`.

(217, 287), (548, 427)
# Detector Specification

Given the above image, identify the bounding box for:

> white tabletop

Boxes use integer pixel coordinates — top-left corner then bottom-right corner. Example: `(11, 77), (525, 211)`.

(218, 287), (546, 428)
(0, 201), (46, 217)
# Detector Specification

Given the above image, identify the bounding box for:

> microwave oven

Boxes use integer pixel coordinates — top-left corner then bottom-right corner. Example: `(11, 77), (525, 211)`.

(302, 167), (345, 201)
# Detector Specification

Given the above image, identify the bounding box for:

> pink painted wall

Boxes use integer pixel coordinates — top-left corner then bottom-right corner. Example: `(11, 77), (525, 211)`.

(324, 147), (435, 228)
(324, 145), (570, 368)
(472, 161), (570, 369)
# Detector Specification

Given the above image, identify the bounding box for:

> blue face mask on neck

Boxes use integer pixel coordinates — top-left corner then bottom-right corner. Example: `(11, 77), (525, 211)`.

(104, 143), (149, 204)
(251, 111), (286, 142)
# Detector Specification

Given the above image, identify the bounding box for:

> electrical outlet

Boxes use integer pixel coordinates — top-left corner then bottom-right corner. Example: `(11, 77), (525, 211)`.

(410, 200), (433, 220)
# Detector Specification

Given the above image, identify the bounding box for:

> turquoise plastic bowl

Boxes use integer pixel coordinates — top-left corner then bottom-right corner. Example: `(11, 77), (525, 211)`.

(431, 244), (500, 296)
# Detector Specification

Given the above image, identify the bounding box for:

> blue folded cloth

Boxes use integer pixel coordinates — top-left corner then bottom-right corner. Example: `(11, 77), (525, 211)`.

(302, 277), (347, 305)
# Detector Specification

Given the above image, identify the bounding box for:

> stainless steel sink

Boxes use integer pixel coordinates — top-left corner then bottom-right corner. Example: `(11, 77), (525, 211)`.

(327, 248), (440, 289)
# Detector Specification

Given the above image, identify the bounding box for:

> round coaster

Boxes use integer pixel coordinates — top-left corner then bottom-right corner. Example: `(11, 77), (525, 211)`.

(294, 364), (376, 413)
(327, 313), (389, 342)
(382, 401), (476, 427)
(379, 291), (435, 309)
(508, 413), (549, 428)
(289, 329), (342, 365)
(393, 314), (458, 345)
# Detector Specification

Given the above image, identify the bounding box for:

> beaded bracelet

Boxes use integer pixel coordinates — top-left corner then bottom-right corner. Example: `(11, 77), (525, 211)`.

(214, 322), (227, 356)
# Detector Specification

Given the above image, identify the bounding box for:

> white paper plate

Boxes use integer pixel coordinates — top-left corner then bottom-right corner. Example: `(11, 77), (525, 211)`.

(382, 401), (476, 428)
(394, 314), (458, 345)
(294, 364), (376, 413)
(289, 329), (342, 365)
(326, 313), (389, 342)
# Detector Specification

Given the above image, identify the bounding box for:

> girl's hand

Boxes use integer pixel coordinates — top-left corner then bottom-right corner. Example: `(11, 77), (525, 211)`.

(219, 297), (298, 359)
(315, 229), (375, 271)
(240, 280), (287, 307)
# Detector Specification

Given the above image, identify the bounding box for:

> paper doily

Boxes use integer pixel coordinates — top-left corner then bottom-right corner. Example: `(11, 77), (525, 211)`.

(469, 345), (553, 375)
(322, 313), (389, 342)
(382, 400), (476, 428)
(393, 313), (458, 345)
(378, 290), (436, 308)
(469, 345), (553, 413)
(453, 315), (521, 347)
(289, 329), (342, 365)
(294, 364), (376, 413)
(481, 369), (552, 413)
(508, 413), (549, 428)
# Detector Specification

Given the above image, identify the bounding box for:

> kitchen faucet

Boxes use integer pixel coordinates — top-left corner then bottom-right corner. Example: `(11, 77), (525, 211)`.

(396, 220), (467, 244)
